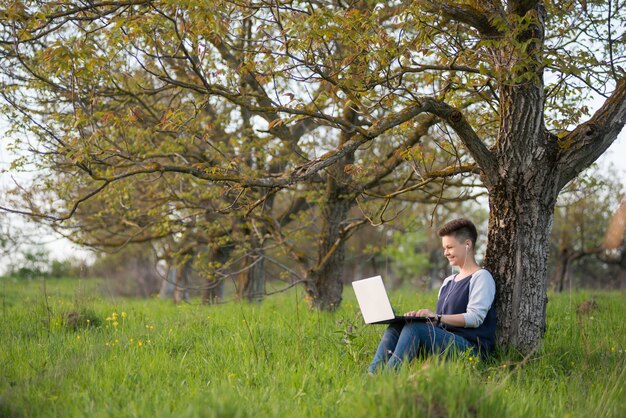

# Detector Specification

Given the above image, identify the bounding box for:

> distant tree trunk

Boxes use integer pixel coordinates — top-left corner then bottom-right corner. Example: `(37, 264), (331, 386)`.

(203, 244), (232, 304)
(159, 265), (176, 299)
(203, 278), (224, 304)
(174, 254), (193, 304)
(554, 248), (571, 293)
(237, 197), (274, 302)
(305, 101), (357, 310)
(238, 242), (266, 302)
(306, 191), (353, 310)
(554, 247), (604, 292)
(133, 252), (160, 297)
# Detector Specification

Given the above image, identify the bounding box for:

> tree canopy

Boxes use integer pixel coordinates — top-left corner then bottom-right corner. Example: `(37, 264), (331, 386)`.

(1, 0), (625, 353)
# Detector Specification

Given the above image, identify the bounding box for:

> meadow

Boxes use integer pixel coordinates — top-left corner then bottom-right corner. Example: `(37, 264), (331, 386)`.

(0, 277), (624, 418)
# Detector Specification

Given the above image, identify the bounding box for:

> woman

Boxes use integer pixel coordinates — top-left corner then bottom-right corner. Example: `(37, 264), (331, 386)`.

(368, 218), (496, 373)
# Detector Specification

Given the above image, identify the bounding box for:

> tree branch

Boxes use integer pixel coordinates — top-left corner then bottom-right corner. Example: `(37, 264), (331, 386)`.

(557, 76), (626, 190)
(509, 0), (539, 17)
(421, 100), (498, 186)
(416, 0), (503, 37)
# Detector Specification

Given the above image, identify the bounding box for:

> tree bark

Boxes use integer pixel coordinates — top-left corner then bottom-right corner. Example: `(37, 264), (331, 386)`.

(237, 191), (275, 302)
(482, 59), (562, 352)
(305, 101), (357, 310)
(238, 234), (266, 302)
(554, 248), (570, 293)
(202, 244), (231, 304)
(485, 181), (558, 352)
(479, 75), (625, 353)
(305, 189), (353, 310)
(159, 264), (176, 299)
(173, 255), (192, 304)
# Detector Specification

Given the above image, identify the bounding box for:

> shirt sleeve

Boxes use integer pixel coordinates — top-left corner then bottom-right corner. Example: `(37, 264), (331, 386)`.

(463, 270), (496, 328)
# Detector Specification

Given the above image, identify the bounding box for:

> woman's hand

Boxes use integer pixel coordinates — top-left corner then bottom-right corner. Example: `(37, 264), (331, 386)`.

(404, 309), (436, 318)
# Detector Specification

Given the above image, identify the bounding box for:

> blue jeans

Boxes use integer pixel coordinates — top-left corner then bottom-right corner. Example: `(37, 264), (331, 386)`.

(367, 321), (477, 373)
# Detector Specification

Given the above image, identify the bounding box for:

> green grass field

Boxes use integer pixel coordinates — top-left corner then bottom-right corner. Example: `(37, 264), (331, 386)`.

(1, 277), (624, 418)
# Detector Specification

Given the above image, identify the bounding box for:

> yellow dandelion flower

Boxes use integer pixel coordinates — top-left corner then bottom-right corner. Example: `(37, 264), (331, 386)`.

(121, 312), (127, 318)
(112, 321), (119, 327)
(130, 338), (134, 342)
(76, 335), (80, 340)
(138, 341), (143, 347)
(115, 339), (119, 344)
(150, 325), (154, 330)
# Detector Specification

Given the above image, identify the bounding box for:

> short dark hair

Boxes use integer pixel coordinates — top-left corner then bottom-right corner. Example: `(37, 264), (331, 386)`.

(438, 218), (478, 247)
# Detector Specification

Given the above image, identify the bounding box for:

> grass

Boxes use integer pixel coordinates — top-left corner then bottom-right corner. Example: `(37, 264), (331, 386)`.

(0, 276), (624, 418)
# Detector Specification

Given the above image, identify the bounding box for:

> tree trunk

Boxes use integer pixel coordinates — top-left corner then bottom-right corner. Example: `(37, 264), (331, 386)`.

(159, 265), (176, 299)
(483, 70), (561, 353)
(203, 245), (231, 304)
(173, 256), (192, 304)
(237, 197), (274, 302)
(203, 278), (224, 304)
(238, 243), (266, 302)
(554, 248), (570, 293)
(304, 101), (357, 310)
(485, 181), (559, 352)
(305, 193), (353, 310)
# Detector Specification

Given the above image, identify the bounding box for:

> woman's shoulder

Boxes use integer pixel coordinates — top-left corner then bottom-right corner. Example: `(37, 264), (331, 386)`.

(471, 269), (495, 284)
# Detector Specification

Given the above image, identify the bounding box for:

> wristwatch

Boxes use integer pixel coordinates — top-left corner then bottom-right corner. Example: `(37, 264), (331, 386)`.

(436, 314), (442, 326)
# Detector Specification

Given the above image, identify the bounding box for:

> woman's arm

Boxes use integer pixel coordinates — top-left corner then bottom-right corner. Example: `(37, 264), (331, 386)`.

(463, 270), (496, 328)
(405, 270), (495, 328)
(404, 309), (466, 327)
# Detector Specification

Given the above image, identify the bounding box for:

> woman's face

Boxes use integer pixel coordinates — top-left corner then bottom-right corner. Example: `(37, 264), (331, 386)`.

(441, 235), (467, 267)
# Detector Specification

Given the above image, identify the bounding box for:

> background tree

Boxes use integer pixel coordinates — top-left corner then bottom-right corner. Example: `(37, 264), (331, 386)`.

(1, 0), (476, 307)
(1, 1), (625, 353)
(603, 199), (626, 289)
(550, 167), (625, 291)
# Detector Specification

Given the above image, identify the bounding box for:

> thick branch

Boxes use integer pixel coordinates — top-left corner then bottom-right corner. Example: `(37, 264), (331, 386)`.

(416, 1), (503, 37)
(557, 76), (626, 190)
(509, 0), (539, 17)
(422, 100), (498, 186)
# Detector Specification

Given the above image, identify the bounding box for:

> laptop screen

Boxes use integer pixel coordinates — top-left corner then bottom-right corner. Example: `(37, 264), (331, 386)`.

(351, 276), (395, 324)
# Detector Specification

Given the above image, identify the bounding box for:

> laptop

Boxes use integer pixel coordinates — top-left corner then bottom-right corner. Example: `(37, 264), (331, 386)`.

(352, 275), (431, 324)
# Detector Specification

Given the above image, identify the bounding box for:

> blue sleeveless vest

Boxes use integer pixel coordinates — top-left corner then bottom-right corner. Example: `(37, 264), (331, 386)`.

(435, 273), (497, 353)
